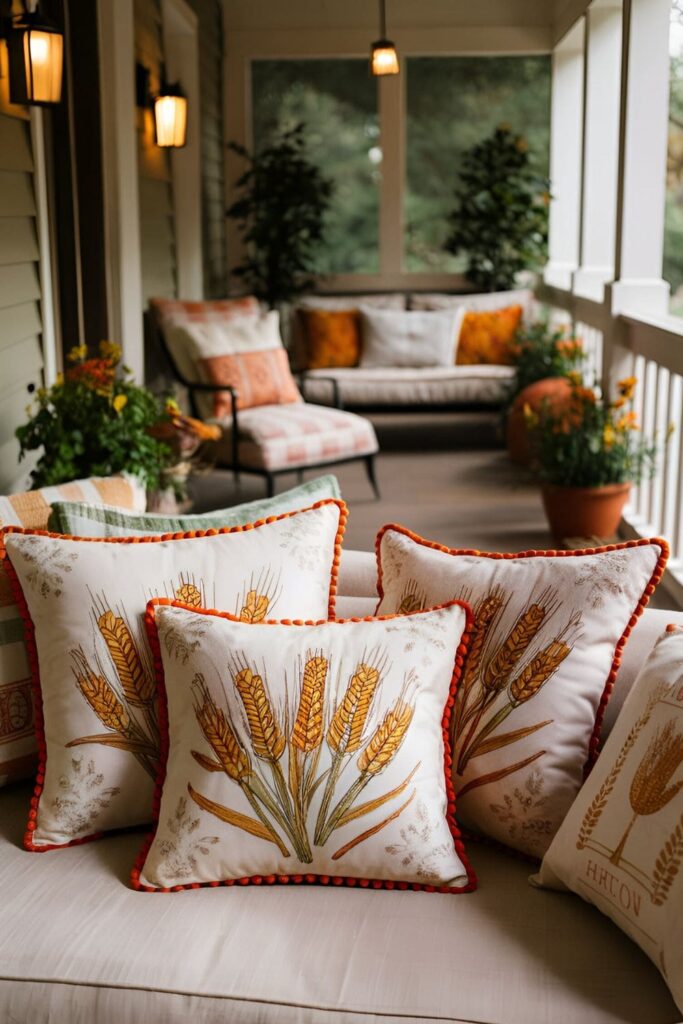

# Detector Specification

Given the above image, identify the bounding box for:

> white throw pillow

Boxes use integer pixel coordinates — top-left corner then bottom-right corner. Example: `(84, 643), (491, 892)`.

(375, 525), (668, 858)
(359, 308), (465, 369)
(134, 600), (476, 893)
(165, 311), (282, 417)
(2, 501), (345, 849)
(533, 625), (683, 1013)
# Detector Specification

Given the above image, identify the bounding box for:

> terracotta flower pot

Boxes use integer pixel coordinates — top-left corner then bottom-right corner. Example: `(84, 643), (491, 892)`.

(541, 482), (632, 545)
(507, 377), (573, 466)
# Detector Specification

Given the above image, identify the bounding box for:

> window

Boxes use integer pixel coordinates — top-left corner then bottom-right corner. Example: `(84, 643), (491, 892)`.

(664, 1), (683, 315)
(405, 56), (552, 273)
(251, 60), (379, 274)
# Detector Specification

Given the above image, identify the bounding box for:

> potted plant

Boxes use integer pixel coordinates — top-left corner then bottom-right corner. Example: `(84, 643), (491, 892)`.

(525, 375), (667, 543)
(226, 123), (334, 309)
(16, 342), (218, 507)
(506, 319), (585, 464)
(445, 125), (550, 293)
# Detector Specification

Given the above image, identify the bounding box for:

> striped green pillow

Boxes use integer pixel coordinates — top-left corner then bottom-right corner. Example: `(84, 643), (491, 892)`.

(47, 474), (342, 538)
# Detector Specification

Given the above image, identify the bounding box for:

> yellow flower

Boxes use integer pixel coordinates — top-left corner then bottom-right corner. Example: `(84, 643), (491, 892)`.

(603, 424), (616, 448)
(55, 372), (64, 386)
(522, 402), (538, 429)
(67, 344), (88, 363)
(99, 340), (122, 363)
(616, 411), (638, 432)
(113, 394), (128, 414)
(567, 370), (583, 387)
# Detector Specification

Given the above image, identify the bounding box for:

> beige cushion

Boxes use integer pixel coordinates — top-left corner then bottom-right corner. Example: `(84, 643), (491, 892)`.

(410, 289), (535, 320)
(0, 783), (677, 1024)
(302, 365), (515, 407)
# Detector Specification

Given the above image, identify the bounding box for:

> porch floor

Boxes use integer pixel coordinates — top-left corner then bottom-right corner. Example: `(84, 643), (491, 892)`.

(190, 410), (679, 608)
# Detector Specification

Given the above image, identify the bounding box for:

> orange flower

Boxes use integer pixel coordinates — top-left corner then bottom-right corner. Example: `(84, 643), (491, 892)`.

(556, 339), (583, 358)
(617, 410), (638, 432)
(617, 376), (637, 400)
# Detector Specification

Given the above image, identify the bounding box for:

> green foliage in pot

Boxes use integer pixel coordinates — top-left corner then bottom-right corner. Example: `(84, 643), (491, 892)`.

(508, 317), (585, 405)
(16, 342), (172, 490)
(526, 375), (666, 487)
(445, 125), (550, 293)
(226, 123), (334, 308)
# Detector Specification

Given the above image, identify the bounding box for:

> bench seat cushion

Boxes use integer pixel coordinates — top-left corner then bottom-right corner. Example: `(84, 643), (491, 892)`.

(0, 783), (677, 1024)
(302, 365), (515, 407)
(211, 404), (379, 471)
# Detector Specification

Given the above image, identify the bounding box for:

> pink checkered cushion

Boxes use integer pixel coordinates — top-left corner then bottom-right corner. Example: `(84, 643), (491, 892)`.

(216, 404), (378, 471)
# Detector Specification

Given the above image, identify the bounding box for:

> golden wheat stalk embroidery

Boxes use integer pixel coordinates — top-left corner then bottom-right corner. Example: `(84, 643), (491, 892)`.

(651, 813), (683, 906)
(190, 650), (418, 865)
(452, 588), (579, 798)
(576, 686), (666, 849)
(610, 719), (683, 867)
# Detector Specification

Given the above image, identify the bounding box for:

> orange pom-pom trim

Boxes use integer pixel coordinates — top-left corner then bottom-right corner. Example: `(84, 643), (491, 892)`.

(0, 499), (347, 853)
(130, 596), (477, 895)
(374, 524), (670, 862)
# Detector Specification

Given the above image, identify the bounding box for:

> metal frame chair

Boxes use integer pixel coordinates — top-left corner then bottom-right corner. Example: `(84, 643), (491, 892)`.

(147, 312), (380, 499)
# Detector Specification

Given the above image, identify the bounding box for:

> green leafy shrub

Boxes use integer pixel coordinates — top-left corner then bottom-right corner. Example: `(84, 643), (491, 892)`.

(446, 125), (550, 292)
(509, 318), (585, 403)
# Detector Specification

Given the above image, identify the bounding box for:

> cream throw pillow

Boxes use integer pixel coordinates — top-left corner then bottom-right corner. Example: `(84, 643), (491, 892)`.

(2, 501), (345, 849)
(375, 526), (668, 858)
(134, 600), (475, 892)
(534, 625), (683, 1012)
(358, 308), (465, 368)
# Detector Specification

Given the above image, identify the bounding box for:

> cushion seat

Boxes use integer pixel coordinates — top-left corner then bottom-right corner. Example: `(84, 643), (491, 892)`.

(301, 365), (515, 408)
(211, 403), (379, 471)
(0, 783), (676, 1024)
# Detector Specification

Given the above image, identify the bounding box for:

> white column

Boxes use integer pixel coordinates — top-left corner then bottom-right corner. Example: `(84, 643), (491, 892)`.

(163, 0), (203, 300)
(611, 0), (671, 316)
(573, 1), (623, 302)
(97, 0), (144, 381)
(545, 18), (585, 290)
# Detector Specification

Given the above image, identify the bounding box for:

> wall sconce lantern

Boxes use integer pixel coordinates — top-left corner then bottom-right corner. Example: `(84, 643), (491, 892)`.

(370, 0), (399, 77)
(154, 82), (187, 148)
(2, 3), (64, 106)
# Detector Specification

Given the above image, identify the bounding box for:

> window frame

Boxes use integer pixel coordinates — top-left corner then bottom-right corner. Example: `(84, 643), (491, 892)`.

(224, 27), (553, 293)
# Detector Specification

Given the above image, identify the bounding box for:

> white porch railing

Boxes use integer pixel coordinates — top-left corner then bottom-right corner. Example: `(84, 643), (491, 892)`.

(537, 284), (683, 606)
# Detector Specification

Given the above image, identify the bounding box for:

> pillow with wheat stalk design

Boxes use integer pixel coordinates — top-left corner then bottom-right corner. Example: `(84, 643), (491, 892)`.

(133, 599), (476, 893)
(375, 526), (668, 858)
(533, 625), (683, 1012)
(0, 500), (345, 850)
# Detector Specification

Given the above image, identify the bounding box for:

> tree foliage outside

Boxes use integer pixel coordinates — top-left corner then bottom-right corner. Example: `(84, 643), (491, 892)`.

(251, 60), (379, 275)
(226, 124), (334, 307)
(405, 56), (551, 273)
(445, 125), (551, 292)
(664, 0), (683, 314)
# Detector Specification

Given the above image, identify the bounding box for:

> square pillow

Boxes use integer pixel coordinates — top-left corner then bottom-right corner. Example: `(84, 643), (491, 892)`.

(1, 500), (346, 849)
(298, 308), (361, 369)
(359, 308), (466, 369)
(151, 296), (261, 389)
(0, 475), (146, 789)
(133, 598), (476, 893)
(47, 475), (341, 538)
(375, 525), (668, 858)
(455, 306), (523, 366)
(533, 624), (683, 1012)
(200, 347), (302, 418)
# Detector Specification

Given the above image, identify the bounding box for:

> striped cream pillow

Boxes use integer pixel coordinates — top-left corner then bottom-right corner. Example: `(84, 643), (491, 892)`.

(0, 475), (146, 787)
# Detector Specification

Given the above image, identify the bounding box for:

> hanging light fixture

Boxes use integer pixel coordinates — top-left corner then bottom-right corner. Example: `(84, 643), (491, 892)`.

(153, 81), (187, 148)
(3, 3), (64, 106)
(370, 0), (399, 77)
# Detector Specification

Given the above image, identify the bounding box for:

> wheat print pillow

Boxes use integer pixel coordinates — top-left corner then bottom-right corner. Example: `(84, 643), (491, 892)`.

(0, 500), (345, 850)
(533, 625), (683, 1011)
(133, 600), (476, 893)
(375, 526), (668, 858)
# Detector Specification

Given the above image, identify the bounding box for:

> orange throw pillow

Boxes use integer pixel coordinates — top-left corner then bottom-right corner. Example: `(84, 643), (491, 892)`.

(456, 305), (523, 366)
(200, 348), (302, 418)
(299, 308), (361, 369)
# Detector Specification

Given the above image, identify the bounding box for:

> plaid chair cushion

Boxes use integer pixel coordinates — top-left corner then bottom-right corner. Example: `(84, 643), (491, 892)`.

(214, 404), (379, 471)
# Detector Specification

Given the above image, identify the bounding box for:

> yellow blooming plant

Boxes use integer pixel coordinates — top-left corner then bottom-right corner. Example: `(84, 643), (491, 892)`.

(507, 315), (586, 406)
(17, 340), (174, 489)
(526, 376), (671, 487)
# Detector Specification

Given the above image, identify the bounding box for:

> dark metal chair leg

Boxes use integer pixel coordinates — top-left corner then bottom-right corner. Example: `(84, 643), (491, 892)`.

(364, 454), (380, 499)
(265, 473), (275, 498)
